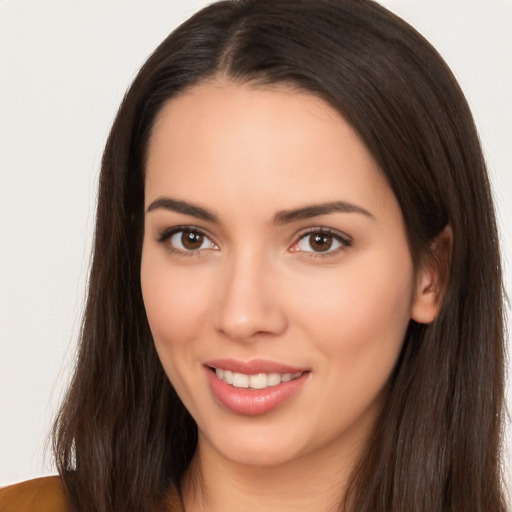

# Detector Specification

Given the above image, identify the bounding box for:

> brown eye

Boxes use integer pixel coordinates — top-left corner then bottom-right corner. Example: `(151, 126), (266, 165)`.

(182, 230), (204, 250)
(166, 228), (217, 253)
(309, 233), (333, 252)
(293, 229), (350, 255)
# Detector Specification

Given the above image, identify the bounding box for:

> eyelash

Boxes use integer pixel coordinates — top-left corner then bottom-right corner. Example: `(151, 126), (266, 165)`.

(156, 226), (352, 258)
(156, 226), (217, 257)
(291, 228), (352, 258)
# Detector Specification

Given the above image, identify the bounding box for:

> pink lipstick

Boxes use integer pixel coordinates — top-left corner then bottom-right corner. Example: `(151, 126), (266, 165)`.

(204, 359), (310, 416)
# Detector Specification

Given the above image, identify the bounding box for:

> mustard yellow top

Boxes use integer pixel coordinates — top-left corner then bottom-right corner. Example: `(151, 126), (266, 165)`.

(0, 476), (184, 512)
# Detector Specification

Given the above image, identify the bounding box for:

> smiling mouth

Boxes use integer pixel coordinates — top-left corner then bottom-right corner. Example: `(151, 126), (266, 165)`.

(205, 362), (310, 415)
(211, 367), (304, 390)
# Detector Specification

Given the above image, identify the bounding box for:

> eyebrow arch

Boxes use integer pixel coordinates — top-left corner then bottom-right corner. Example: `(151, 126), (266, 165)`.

(273, 201), (373, 224)
(146, 197), (219, 223)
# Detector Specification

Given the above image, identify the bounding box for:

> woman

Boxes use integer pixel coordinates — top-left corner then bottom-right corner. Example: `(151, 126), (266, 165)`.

(0, 0), (506, 511)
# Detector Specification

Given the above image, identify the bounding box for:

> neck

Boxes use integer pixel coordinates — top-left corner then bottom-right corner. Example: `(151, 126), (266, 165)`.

(181, 432), (368, 512)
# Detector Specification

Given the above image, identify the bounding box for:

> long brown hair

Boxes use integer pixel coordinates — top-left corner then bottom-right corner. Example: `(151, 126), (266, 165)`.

(52, 1), (506, 510)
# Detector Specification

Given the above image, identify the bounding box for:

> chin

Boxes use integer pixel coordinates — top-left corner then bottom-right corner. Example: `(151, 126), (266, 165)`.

(199, 421), (310, 467)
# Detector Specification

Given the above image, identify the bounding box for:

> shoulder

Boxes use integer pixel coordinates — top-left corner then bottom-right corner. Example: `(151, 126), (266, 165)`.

(0, 475), (183, 512)
(0, 476), (69, 512)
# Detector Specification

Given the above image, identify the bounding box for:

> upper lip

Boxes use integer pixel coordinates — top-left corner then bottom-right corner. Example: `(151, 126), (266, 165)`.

(204, 358), (308, 375)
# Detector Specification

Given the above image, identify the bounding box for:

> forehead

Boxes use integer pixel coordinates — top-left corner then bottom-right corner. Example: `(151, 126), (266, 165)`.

(148, 80), (347, 160)
(144, 80), (392, 218)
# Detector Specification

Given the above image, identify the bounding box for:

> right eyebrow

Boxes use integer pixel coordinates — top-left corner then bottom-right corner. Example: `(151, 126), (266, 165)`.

(146, 197), (219, 223)
(273, 200), (374, 225)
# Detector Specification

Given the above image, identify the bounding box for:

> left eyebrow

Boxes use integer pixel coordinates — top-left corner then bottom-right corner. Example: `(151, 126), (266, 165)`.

(146, 197), (219, 223)
(273, 201), (374, 225)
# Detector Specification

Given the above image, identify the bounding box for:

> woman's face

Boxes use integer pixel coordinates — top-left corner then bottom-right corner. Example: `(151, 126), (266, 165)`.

(141, 82), (430, 468)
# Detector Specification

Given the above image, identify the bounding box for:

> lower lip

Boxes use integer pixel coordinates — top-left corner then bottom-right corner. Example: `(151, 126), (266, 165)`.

(206, 367), (309, 416)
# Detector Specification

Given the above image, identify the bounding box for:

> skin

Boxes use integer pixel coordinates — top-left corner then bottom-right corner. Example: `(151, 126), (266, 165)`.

(140, 81), (439, 512)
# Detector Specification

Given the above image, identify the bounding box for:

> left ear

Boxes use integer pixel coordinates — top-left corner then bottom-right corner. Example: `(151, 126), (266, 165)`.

(411, 225), (453, 324)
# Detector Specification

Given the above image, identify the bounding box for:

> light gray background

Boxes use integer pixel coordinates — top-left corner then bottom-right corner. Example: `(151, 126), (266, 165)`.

(1, 0), (511, 492)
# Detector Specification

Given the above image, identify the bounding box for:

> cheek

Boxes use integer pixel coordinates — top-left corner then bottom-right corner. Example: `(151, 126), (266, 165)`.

(299, 250), (415, 377)
(291, 253), (415, 440)
(140, 248), (213, 355)
(140, 252), (216, 414)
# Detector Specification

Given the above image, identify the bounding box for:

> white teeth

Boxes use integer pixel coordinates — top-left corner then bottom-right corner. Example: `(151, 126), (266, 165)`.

(267, 373), (281, 386)
(214, 369), (303, 389)
(232, 373), (249, 388)
(249, 373), (268, 389)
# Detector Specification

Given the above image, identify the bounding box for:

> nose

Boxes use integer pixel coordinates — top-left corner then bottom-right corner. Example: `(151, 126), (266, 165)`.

(213, 251), (288, 341)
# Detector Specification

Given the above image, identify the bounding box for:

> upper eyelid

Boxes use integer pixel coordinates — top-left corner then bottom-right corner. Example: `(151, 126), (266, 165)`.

(156, 225), (214, 242)
(295, 226), (352, 242)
